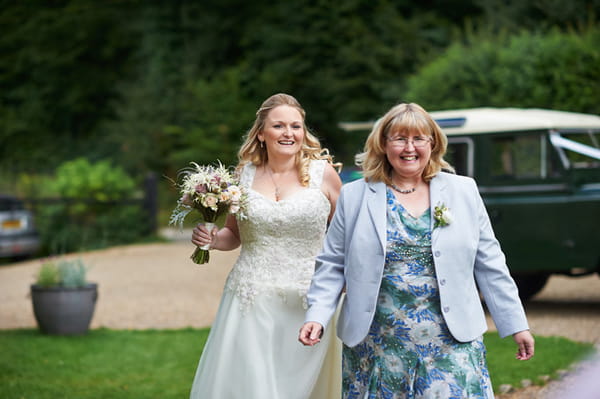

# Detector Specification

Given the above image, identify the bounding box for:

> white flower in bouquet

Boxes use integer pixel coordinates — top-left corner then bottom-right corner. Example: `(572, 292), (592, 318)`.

(201, 193), (219, 210)
(169, 161), (247, 264)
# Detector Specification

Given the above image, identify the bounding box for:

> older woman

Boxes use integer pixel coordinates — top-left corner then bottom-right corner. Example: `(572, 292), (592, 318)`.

(299, 103), (534, 398)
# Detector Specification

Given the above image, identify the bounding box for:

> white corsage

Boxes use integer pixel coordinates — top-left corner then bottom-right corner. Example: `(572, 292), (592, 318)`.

(433, 203), (452, 228)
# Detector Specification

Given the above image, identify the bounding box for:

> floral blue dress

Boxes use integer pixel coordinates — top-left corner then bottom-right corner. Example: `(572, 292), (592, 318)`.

(341, 188), (494, 399)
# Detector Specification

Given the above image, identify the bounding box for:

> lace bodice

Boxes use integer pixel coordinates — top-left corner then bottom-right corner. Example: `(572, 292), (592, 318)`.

(225, 160), (331, 311)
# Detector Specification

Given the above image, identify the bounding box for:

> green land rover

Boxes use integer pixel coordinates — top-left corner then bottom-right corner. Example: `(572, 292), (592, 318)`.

(340, 108), (600, 300)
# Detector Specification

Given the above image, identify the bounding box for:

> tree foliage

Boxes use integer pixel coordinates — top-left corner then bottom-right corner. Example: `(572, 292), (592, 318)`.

(34, 157), (148, 254)
(52, 158), (136, 201)
(1, 0), (598, 177)
(0, 1), (138, 172)
(404, 27), (600, 113)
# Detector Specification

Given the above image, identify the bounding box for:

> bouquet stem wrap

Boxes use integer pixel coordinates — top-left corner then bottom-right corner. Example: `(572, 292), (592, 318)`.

(192, 222), (216, 264)
(199, 222), (216, 250)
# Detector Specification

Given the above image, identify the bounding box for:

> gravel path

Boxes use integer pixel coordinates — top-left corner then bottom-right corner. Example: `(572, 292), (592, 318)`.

(1, 233), (598, 398)
(0, 239), (234, 330)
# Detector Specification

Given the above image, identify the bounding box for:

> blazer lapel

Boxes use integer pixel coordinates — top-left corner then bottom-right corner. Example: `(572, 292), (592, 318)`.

(367, 180), (387, 252)
(429, 173), (448, 246)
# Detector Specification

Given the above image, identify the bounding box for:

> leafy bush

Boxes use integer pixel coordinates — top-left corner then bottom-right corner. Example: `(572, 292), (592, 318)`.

(51, 158), (136, 201)
(34, 158), (151, 254)
(405, 27), (600, 114)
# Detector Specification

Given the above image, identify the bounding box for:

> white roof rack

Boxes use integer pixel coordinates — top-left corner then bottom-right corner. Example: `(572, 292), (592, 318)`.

(339, 108), (600, 136)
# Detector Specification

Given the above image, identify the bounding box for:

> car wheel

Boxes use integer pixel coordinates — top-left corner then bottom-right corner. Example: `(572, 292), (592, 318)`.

(512, 273), (550, 302)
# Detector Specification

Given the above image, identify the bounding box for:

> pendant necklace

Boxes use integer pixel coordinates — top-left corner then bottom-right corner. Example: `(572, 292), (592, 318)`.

(390, 183), (416, 194)
(266, 166), (281, 201)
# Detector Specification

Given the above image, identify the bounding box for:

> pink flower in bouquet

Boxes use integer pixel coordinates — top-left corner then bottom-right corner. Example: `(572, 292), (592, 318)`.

(195, 184), (207, 194)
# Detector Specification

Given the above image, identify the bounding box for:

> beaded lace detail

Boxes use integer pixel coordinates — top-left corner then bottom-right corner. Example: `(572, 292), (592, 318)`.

(225, 160), (330, 311)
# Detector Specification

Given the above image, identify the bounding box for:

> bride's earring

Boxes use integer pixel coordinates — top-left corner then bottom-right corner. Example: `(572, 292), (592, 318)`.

(259, 140), (264, 148)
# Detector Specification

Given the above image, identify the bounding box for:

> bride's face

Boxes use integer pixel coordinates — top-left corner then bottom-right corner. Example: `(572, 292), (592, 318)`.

(258, 105), (304, 158)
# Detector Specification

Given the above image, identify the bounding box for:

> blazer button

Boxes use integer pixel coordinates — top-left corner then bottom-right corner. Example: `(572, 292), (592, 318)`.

(434, 251), (441, 257)
(439, 279), (446, 286)
(443, 306), (450, 313)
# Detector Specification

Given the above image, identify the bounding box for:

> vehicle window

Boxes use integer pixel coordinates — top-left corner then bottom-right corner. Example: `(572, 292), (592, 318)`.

(0, 197), (25, 211)
(446, 141), (471, 176)
(490, 134), (544, 180)
(559, 131), (600, 169)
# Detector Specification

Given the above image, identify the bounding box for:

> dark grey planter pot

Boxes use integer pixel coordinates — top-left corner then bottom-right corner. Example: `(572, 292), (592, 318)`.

(30, 283), (98, 335)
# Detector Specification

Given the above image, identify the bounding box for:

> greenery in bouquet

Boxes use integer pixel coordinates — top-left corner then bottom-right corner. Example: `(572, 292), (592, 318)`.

(169, 162), (246, 264)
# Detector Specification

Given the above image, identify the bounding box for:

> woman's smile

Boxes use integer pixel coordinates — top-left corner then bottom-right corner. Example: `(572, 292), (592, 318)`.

(400, 154), (418, 161)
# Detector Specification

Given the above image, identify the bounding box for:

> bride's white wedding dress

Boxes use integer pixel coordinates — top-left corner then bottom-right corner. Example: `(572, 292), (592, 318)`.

(190, 160), (341, 399)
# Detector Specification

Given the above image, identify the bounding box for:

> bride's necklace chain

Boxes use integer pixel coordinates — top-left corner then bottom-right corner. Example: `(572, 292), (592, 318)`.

(266, 166), (282, 201)
(389, 183), (416, 194)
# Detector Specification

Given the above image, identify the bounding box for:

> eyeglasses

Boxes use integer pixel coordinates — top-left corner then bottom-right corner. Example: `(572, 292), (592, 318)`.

(386, 135), (432, 149)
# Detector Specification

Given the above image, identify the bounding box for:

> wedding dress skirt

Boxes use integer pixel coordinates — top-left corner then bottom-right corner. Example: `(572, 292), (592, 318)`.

(190, 288), (341, 398)
(189, 160), (342, 399)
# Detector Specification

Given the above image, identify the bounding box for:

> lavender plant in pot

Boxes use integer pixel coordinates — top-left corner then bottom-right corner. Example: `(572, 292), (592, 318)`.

(31, 258), (97, 335)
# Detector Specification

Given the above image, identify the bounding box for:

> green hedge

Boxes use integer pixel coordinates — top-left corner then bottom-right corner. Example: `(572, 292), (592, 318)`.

(405, 27), (600, 114)
(33, 158), (151, 255)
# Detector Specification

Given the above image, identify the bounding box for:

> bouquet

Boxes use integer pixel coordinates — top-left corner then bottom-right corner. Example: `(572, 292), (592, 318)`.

(169, 162), (246, 264)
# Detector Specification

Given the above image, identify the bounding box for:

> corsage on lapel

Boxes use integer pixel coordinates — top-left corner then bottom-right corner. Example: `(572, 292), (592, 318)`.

(433, 203), (452, 228)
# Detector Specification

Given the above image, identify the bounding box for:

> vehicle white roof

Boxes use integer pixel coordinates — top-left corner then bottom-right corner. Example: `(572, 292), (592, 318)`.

(338, 107), (600, 135)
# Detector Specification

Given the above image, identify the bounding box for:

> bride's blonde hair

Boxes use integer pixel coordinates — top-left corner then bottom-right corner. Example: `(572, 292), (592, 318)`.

(237, 93), (339, 186)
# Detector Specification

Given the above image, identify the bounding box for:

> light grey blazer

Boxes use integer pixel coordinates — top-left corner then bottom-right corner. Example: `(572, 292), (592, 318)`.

(305, 172), (529, 347)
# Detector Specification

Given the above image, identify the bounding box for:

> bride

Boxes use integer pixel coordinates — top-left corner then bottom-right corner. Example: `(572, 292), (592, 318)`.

(189, 93), (343, 398)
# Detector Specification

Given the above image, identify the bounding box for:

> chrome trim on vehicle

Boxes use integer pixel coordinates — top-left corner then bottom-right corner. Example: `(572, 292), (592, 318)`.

(447, 137), (475, 177)
(483, 193), (600, 205)
(478, 184), (569, 193)
(581, 183), (600, 191)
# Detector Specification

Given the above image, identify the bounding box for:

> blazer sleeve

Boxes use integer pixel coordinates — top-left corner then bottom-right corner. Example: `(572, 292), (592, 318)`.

(304, 183), (348, 330)
(470, 179), (529, 337)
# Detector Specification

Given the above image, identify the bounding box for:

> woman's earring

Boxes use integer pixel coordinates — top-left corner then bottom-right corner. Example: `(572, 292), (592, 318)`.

(260, 140), (264, 148)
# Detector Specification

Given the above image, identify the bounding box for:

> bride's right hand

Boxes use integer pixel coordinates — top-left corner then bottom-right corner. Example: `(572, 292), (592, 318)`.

(191, 224), (218, 247)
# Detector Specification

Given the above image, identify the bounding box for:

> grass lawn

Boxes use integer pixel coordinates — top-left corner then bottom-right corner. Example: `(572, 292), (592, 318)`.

(0, 328), (207, 399)
(0, 328), (595, 398)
